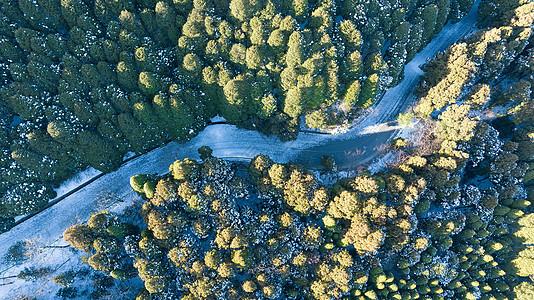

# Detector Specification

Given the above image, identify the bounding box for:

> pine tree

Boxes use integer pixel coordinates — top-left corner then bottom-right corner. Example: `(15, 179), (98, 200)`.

(387, 42), (407, 84)
(407, 22), (423, 61)
(63, 225), (95, 252)
(267, 29), (287, 52)
(306, 110), (327, 129)
(283, 87), (303, 118)
(245, 45), (262, 69)
(342, 80), (360, 110)
(76, 130), (122, 172)
(230, 43), (247, 66)
(138, 71), (161, 96)
(514, 282), (534, 300)
(358, 73), (379, 108)
(286, 31), (305, 68)
(364, 52), (384, 76)
(230, 0), (259, 22)
(119, 10), (145, 38)
(435, 104), (477, 142)
(117, 61), (139, 91)
(224, 78), (250, 107)
(343, 50), (362, 80)
(292, 0), (308, 21)
(46, 118), (79, 148)
(183, 53), (202, 73)
(420, 5), (439, 47)
(339, 20), (362, 51)
(232, 248), (253, 268)
(249, 17), (266, 45)
(133, 99), (159, 128)
(2, 83), (52, 120)
(155, 1), (179, 42)
(117, 112), (161, 152)
(170, 158), (199, 181)
(435, 0), (451, 35)
(18, 0), (65, 32)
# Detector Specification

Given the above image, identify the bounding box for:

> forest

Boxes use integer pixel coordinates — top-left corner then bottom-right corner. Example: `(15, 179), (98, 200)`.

(54, 0), (534, 299)
(0, 0), (477, 230)
(61, 113), (534, 299)
(0, 0), (534, 298)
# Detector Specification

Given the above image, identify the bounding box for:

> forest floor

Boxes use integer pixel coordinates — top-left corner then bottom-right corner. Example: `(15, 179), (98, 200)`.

(0, 3), (480, 298)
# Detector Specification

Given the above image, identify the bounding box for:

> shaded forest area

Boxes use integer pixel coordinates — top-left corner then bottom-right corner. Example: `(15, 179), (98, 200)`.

(0, 0), (475, 230)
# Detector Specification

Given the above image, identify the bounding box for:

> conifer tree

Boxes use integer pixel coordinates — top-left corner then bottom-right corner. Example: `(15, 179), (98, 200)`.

(358, 73), (379, 108)
(363, 52), (384, 76)
(117, 61), (139, 91)
(339, 20), (361, 51)
(343, 50), (362, 80)
(420, 5), (439, 47)
(342, 80), (360, 110)
(306, 110), (327, 129)
(435, 0), (451, 35)
(230, 0), (259, 22)
(76, 130), (123, 172)
(407, 22), (423, 61)
(286, 31), (305, 68)
(284, 87), (303, 119)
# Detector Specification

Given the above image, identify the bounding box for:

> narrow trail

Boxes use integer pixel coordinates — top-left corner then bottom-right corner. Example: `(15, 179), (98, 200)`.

(0, 4), (480, 296)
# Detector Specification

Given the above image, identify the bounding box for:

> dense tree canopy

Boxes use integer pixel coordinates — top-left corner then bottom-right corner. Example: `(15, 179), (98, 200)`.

(62, 107), (534, 298)
(7, 1), (534, 299)
(0, 0), (477, 228)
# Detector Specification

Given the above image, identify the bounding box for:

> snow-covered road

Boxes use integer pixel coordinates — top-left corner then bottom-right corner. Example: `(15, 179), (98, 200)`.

(296, 1), (480, 167)
(0, 2), (479, 297)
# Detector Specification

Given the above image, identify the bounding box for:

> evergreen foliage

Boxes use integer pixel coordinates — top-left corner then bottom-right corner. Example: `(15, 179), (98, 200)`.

(0, 0), (475, 226)
(62, 121), (534, 299)
(11, 1), (534, 299)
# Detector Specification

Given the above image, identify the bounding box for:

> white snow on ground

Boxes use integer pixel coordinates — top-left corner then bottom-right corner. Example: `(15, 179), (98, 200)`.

(0, 196), (143, 299)
(368, 152), (398, 174)
(53, 167), (101, 198)
(366, 122), (421, 174)
(189, 123), (324, 162)
(123, 151), (137, 160)
(0, 3), (480, 298)
(359, 122), (401, 135)
(210, 115), (227, 123)
(0, 126), (327, 298)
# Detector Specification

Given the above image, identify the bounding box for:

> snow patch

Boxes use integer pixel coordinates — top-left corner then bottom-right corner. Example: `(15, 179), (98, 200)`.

(123, 151), (137, 160)
(368, 152), (399, 174)
(359, 122), (401, 135)
(210, 115), (227, 123)
(53, 167), (101, 198)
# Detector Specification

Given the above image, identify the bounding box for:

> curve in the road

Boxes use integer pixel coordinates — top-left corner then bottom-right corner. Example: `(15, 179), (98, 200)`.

(295, 1), (480, 168)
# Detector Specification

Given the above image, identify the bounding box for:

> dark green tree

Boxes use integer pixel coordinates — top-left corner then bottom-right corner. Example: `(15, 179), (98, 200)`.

(358, 73), (379, 108)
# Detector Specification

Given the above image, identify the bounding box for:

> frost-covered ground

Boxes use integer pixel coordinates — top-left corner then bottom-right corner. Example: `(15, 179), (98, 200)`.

(0, 3), (479, 298)
(54, 167), (101, 199)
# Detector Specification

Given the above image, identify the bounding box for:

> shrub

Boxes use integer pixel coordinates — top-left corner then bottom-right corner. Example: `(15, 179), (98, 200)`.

(53, 270), (77, 287)
(4, 241), (32, 265)
(56, 287), (77, 299)
(130, 174), (150, 194)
